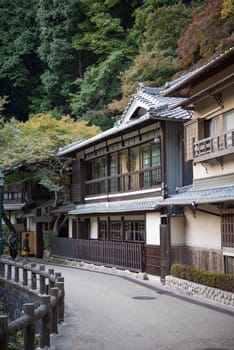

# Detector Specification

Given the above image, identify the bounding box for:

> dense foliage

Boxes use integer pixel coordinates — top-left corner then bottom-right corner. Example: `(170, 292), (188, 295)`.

(0, 0), (233, 129)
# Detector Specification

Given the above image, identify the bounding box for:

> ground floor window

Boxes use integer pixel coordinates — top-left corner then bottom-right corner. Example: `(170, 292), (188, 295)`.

(98, 221), (108, 240)
(110, 221), (122, 241)
(98, 218), (145, 242)
(124, 221), (145, 242)
(222, 213), (234, 248)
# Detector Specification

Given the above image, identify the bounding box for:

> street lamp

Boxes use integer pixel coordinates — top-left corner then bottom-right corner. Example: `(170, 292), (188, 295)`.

(0, 169), (5, 256)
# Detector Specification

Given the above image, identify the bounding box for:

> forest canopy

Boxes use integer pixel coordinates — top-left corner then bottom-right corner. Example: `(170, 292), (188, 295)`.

(0, 0), (233, 130)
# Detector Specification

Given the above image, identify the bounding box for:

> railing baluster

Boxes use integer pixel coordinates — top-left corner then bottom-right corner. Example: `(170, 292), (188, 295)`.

(39, 265), (46, 294)
(31, 263), (37, 290)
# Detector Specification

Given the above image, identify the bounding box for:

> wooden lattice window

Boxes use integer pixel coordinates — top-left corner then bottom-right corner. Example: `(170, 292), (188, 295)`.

(184, 120), (198, 161)
(110, 221), (122, 241)
(98, 221), (108, 240)
(222, 214), (234, 248)
(124, 221), (145, 242)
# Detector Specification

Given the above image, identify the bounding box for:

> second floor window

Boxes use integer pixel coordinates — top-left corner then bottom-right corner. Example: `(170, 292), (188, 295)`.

(207, 110), (234, 137)
(87, 141), (161, 195)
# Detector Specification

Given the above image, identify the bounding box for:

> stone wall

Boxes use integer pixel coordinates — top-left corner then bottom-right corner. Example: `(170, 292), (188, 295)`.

(0, 278), (41, 320)
(165, 275), (234, 308)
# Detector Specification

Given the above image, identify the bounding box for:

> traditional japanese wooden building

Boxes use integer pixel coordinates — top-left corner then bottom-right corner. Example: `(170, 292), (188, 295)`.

(163, 47), (234, 274)
(54, 84), (191, 277)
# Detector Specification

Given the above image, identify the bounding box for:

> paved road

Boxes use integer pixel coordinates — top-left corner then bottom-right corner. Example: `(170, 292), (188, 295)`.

(49, 265), (234, 350)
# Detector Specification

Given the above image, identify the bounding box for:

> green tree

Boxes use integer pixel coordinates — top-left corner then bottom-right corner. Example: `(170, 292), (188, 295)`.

(0, 114), (100, 209)
(0, 0), (40, 120)
(111, 2), (192, 112)
(35, 0), (83, 115)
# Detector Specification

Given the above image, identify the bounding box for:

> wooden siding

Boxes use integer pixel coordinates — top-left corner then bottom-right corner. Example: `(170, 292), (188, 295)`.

(186, 247), (223, 272)
(165, 121), (184, 195)
(72, 159), (86, 203)
(144, 245), (160, 275)
(51, 237), (144, 272)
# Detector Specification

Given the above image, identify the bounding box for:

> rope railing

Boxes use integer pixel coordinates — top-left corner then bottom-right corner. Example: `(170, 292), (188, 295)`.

(0, 256), (65, 350)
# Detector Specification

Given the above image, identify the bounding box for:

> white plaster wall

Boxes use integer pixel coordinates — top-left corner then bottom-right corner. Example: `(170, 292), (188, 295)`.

(68, 216), (74, 238)
(146, 212), (160, 245)
(184, 207), (221, 249)
(90, 217), (98, 239)
(193, 155), (234, 180)
(170, 216), (185, 246)
(27, 217), (36, 232)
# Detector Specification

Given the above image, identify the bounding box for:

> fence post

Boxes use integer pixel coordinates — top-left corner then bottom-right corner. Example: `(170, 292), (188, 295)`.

(50, 287), (58, 334)
(23, 262), (28, 286)
(30, 263), (37, 290)
(15, 263), (19, 283)
(0, 315), (8, 350)
(39, 265), (46, 294)
(0, 259), (5, 277)
(40, 295), (51, 349)
(48, 268), (55, 291)
(23, 303), (35, 350)
(55, 281), (65, 322)
(7, 263), (12, 281)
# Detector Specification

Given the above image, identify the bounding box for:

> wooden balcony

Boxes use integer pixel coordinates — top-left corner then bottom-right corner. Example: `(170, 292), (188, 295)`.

(85, 166), (161, 196)
(193, 129), (234, 162)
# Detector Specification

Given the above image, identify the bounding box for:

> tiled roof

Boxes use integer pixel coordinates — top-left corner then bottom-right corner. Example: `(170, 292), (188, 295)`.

(121, 84), (190, 122)
(69, 197), (162, 215)
(57, 84), (191, 156)
(163, 185), (234, 206)
(163, 47), (234, 96)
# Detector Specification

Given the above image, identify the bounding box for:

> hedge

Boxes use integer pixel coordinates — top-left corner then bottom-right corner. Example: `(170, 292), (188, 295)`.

(170, 264), (234, 293)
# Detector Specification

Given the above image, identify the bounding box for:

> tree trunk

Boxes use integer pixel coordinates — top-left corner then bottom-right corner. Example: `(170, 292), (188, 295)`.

(2, 210), (17, 234)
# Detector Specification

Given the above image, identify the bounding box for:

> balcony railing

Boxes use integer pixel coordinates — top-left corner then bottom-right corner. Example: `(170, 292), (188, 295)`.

(193, 129), (234, 161)
(86, 166), (161, 196)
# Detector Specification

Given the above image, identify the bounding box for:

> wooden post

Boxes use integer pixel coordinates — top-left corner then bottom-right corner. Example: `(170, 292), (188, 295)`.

(23, 303), (35, 350)
(48, 268), (55, 291)
(23, 263), (28, 286)
(0, 315), (8, 350)
(55, 272), (61, 280)
(40, 295), (51, 349)
(50, 287), (58, 334)
(0, 260), (5, 277)
(30, 263), (37, 290)
(39, 265), (46, 294)
(55, 281), (65, 322)
(14, 264), (19, 283)
(7, 263), (12, 281)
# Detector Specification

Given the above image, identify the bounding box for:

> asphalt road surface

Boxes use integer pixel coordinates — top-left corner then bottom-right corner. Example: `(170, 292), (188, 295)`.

(48, 264), (234, 350)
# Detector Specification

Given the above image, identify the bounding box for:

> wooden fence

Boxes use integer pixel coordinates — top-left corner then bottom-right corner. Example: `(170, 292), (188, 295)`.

(51, 237), (144, 271)
(0, 256), (65, 350)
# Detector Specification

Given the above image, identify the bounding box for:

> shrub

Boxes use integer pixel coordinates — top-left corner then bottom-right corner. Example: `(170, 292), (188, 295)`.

(170, 264), (234, 292)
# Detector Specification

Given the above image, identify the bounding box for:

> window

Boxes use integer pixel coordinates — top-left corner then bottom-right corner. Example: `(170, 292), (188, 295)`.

(110, 221), (122, 241)
(98, 221), (108, 240)
(93, 157), (107, 179)
(184, 121), (198, 161)
(124, 221), (145, 242)
(109, 153), (118, 192)
(222, 214), (234, 248)
(207, 110), (234, 137)
(223, 110), (234, 132)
